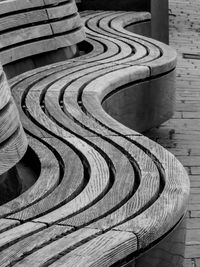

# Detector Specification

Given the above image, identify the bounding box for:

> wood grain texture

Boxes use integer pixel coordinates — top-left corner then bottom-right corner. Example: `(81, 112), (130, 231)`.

(0, 124), (28, 175)
(54, 27), (86, 47)
(0, 222), (45, 251)
(9, 137), (85, 221)
(62, 136), (136, 227)
(50, 13), (82, 34)
(115, 135), (190, 248)
(0, 24), (52, 49)
(110, 12), (177, 74)
(0, 218), (20, 234)
(46, 0), (78, 19)
(0, 136), (60, 217)
(32, 135), (110, 224)
(0, 224), (72, 267)
(13, 228), (99, 266)
(49, 230), (137, 267)
(0, 5), (190, 267)
(0, 99), (20, 144)
(0, 10), (48, 32)
(0, 0), (85, 65)
(0, 0), (44, 15)
(0, 64), (28, 176)
(0, 72), (11, 110)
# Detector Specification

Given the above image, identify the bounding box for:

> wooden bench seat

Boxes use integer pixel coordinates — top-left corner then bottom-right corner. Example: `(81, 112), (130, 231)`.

(0, 5), (190, 267)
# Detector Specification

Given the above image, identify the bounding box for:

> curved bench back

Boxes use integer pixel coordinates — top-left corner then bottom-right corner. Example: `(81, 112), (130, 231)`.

(0, 0), (85, 77)
(0, 63), (28, 203)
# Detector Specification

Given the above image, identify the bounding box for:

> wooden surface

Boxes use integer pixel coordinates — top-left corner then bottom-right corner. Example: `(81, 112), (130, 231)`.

(0, 4), (189, 267)
(0, 65), (27, 179)
(0, 0), (85, 65)
(0, 6), (190, 267)
(79, 0), (169, 44)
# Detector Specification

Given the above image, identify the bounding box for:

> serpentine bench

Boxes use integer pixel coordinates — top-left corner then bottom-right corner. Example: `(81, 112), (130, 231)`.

(0, 1), (190, 266)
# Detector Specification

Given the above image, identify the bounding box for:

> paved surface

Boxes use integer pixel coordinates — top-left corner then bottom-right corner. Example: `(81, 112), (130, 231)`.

(146, 0), (200, 266)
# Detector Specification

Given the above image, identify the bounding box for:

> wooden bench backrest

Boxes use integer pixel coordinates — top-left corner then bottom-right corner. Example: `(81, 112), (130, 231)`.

(0, 0), (85, 66)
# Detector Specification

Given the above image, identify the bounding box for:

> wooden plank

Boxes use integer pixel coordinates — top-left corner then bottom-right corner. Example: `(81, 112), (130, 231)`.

(114, 135), (190, 249)
(32, 135), (110, 224)
(44, 91), (95, 137)
(0, 219), (20, 234)
(83, 136), (160, 230)
(20, 61), (119, 137)
(49, 230), (137, 267)
(0, 72), (11, 110)
(0, 124), (28, 175)
(63, 136), (135, 227)
(73, 35), (123, 63)
(50, 13), (82, 34)
(84, 12), (138, 63)
(46, 1), (78, 19)
(0, 24), (52, 49)
(95, 12), (155, 63)
(0, 39), (58, 65)
(11, 60), (76, 138)
(54, 27), (86, 47)
(25, 90), (76, 138)
(110, 12), (177, 74)
(0, 222), (45, 251)
(64, 135), (160, 228)
(109, 12), (160, 63)
(1, 136), (60, 217)
(12, 89), (52, 138)
(0, 225), (72, 267)
(0, 10), (48, 32)
(11, 228), (99, 266)
(0, 99), (21, 144)
(9, 137), (85, 221)
(0, 0), (44, 15)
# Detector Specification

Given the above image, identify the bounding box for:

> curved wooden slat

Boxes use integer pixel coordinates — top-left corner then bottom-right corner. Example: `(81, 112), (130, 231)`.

(114, 135), (189, 248)
(0, 72), (11, 110)
(0, 136), (60, 217)
(0, 124), (28, 175)
(0, 225), (73, 267)
(9, 137), (85, 221)
(0, 0), (44, 15)
(111, 13), (177, 74)
(0, 99), (20, 144)
(9, 228), (100, 266)
(49, 230), (137, 267)
(46, 0), (78, 19)
(0, 10), (48, 32)
(0, 25), (52, 49)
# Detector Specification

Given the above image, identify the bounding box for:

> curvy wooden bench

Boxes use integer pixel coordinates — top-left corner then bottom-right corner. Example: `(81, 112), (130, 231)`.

(0, 2), (190, 267)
